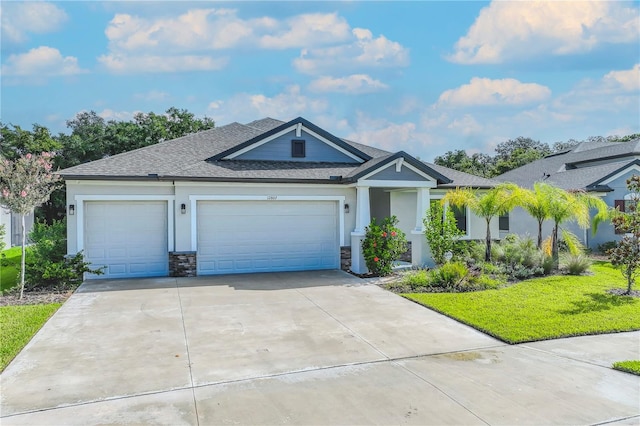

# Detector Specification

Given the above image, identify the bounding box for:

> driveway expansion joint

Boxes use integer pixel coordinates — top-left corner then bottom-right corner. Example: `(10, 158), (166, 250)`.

(175, 280), (200, 426)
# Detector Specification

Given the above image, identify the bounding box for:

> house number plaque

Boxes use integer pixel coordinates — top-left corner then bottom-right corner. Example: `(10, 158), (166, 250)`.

(266, 196), (278, 200)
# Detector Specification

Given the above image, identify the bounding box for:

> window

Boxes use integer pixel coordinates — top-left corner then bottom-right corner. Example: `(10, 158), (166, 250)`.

(499, 212), (509, 232)
(452, 205), (467, 233)
(291, 140), (305, 158)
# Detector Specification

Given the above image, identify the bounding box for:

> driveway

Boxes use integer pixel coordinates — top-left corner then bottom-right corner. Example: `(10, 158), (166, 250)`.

(1, 270), (638, 425)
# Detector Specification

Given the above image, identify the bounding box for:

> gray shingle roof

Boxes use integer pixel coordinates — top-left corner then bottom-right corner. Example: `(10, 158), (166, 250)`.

(495, 139), (640, 190)
(59, 117), (496, 188)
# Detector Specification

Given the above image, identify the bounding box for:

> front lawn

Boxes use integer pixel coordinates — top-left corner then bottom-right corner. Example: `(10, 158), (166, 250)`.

(613, 360), (640, 376)
(0, 303), (62, 371)
(403, 262), (640, 344)
(1, 247), (21, 293)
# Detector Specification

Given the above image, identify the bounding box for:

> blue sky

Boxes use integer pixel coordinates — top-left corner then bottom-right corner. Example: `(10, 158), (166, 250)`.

(1, 1), (639, 161)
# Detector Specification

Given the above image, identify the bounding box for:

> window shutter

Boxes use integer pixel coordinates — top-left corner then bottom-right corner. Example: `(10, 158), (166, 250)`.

(614, 200), (625, 234)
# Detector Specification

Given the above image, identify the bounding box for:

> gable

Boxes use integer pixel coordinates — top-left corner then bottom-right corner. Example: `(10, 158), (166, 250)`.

(233, 128), (359, 163)
(365, 162), (431, 182)
(210, 117), (370, 164)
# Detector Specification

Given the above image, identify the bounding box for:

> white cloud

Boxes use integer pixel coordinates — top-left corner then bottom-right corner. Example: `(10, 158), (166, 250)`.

(1, 2), (68, 43)
(259, 12), (351, 49)
(208, 86), (328, 124)
(97, 108), (140, 122)
(604, 64), (640, 92)
(438, 77), (551, 107)
(98, 53), (228, 74)
(449, 1), (639, 64)
(1, 46), (87, 77)
(293, 28), (410, 75)
(308, 74), (388, 94)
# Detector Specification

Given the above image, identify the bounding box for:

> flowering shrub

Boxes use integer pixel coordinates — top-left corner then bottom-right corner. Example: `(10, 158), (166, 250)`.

(362, 216), (407, 276)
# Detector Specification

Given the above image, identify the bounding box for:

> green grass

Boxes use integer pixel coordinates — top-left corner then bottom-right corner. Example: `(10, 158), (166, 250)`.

(0, 303), (62, 371)
(613, 360), (640, 376)
(403, 262), (640, 344)
(1, 247), (22, 293)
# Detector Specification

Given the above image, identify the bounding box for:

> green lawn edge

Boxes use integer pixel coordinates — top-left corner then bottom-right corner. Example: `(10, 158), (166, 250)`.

(0, 303), (62, 371)
(1, 247), (22, 293)
(402, 262), (640, 344)
(613, 360), (640, 376)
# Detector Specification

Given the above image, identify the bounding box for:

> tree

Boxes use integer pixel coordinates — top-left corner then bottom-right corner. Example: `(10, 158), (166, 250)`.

(491, 137), (551, 176)
(0, 153), (61, 298)
(520, 182), (553, 249)
(0, 123), (61, 161)
(608, 175), (640, 294)
(423, 202), (464, 265)
(433, 150), (494, 178)
(442, 183), (522, 262)
(540, 185), (608, 266)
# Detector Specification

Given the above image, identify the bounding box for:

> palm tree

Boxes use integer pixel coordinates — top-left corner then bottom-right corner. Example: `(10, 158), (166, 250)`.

(442, 183), (522, 262)
(520, 182), (552, 249)
(540, 184), (609, 265)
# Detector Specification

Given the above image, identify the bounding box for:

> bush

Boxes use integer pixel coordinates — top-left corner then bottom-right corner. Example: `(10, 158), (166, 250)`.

(429, 261), (468, 289)
(492, 234), (548, 280)
(423, 203), (464, 265)
(0, 224), (6, 253)
(26, 220), (103, 291)
(462, 241), (485, 264)
(401, 269), (431, 290)
(564, 254), (592, 275)
(362, 216), (407, 276)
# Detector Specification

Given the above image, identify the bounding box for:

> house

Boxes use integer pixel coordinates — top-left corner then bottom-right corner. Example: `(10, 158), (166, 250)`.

(496, 139), (640, 250)
(60, 117), (497, 279)
(0, 208), (33, 248)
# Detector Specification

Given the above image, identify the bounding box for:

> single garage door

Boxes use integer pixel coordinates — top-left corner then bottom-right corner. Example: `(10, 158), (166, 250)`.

(197, 200), (339, 275)
(84, 201), (169, 279)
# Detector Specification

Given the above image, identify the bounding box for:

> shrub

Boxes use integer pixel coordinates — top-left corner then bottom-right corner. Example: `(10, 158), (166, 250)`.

(423, 203), (464, 265)
(468, 273), (501, 290)
(0, 224), (5, 253)
(26, 220), (103, 291)
(492, 234), (548, 280)
(401, 269), (431, 290)
(463, 241), (485, 264)
(565, 254), (592, 275)
(429, 261), (468, 289)
(362, 216), (407, 276)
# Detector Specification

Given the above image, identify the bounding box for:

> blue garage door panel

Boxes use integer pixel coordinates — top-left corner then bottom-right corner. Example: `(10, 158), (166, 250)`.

(84, 201), (168, 279)
(197, 201), (339, 275)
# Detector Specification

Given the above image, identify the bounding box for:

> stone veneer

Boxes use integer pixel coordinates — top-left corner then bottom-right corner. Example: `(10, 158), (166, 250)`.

(169, 252), (197, 277)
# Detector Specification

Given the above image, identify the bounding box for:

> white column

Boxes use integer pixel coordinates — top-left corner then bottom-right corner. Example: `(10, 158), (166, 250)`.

(353, 185), (371, 234)
(351, 185), (371, 274)
(411, 187), (435, 268)
(414, 188), (430, 231)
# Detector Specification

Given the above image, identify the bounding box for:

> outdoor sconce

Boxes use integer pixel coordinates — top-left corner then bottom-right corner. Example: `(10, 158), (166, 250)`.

(181, 203), (187, 214)
(344, 203), (350, 214)
(68, 204), (75, 215)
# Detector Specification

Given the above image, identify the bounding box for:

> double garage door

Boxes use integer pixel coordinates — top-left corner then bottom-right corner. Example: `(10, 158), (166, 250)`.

(83, 200), (339, 278)
(197, 200), (339, 275)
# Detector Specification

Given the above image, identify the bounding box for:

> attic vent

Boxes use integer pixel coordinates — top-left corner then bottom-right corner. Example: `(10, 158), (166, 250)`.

(292, 140), (305, 158)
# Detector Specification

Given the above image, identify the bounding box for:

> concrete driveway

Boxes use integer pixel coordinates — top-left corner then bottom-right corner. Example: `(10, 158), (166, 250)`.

(1, 270), (638, 425)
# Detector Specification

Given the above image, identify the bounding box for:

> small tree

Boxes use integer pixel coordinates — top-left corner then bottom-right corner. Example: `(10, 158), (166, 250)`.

(608, 175), (640, 295)
(423, 202), (464, 265)
(0, 153), (61, 298)
(362, 216), (407, 276)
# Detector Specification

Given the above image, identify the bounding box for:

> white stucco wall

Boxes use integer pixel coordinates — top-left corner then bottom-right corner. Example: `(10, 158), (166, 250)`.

(65, 180), (357, 254)
(390, 191), (417, 237)
(0, 207), (11, 248)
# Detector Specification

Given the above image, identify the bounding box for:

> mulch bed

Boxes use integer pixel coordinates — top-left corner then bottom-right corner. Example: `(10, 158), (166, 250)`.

(0, 290), (73, 307)
(607, 288), (640, 298)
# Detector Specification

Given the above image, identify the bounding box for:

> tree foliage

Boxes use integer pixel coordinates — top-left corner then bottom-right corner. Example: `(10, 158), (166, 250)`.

(423, 202), (464, 265)
(442, 183), (521, 262)
(608, 175), (640, 294)
(0, 153), (61, 298)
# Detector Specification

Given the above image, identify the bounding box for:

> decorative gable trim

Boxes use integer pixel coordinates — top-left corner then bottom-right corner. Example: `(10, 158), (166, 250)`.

(208, 117), (371, 163)
(587, 160), (640, 189)
(350, 151), (452, 185)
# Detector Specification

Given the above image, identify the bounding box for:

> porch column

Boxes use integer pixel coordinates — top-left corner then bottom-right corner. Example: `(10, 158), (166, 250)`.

(411, 188), (435, 268)
(350, 185), (371, 274)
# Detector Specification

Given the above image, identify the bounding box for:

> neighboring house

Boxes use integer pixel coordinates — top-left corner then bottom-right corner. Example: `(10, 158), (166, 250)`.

(0, 207), (34, 248)
(496, 139), (640, 250)
(59, 117), (497, 279)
